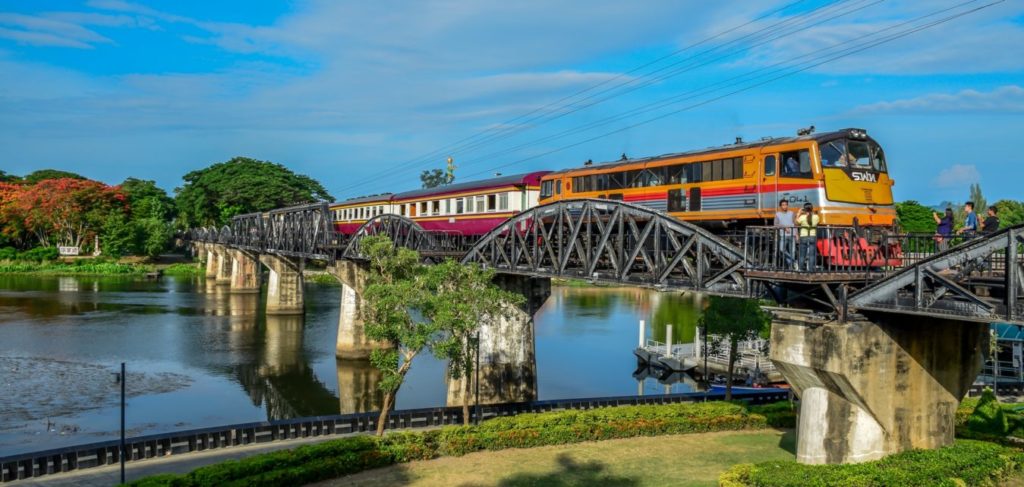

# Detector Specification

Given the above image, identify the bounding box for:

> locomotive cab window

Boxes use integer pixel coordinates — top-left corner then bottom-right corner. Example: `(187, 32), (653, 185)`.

(764, 155), (776, 176)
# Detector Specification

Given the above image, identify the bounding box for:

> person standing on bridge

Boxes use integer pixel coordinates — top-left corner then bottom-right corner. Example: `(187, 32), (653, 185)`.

(958, 201), (978, 238)
(933, 207), (954, 252)
(796, 203), (820, 272)
(981, 206), (1000, 236)
(773, 200), (796, 269)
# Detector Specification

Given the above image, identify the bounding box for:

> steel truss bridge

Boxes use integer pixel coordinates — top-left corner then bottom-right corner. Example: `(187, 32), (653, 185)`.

(188, 199), (1024, 326)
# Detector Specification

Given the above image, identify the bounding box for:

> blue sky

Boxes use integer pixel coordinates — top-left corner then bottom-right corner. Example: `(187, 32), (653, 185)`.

(0, 0), (1022, 204)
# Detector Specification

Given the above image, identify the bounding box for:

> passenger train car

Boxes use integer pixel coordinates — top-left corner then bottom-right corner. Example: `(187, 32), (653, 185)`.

(331, 172), (549, 236)
(538, 128), (896, 228)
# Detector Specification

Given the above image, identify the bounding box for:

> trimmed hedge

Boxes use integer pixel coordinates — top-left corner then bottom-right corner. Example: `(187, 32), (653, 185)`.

(129, 400), (780, 486)
(719, 439), (1024, 487)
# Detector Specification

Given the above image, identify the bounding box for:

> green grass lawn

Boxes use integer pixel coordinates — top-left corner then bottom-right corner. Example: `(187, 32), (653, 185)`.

(313, 429), (796, 487)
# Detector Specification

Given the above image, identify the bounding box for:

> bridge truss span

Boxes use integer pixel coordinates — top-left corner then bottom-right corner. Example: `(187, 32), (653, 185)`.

(848, 225), (1024, 324)
(342, 214), (476, 261)
(460, 199), (747, 295)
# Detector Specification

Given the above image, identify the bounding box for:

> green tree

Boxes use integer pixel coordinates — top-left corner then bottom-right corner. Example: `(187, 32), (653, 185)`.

(0, 170), (17, 182)
(360, 235), (436, 436)
(175, 157), (333, 228)
(970, 183), (987, 215)
(994, 200), (1024, 228)
(121, 178), (175, 257)
(895, 200), (936, 234)
(22, 169), (86, 184)
(423, 260), (524, 425)
(420, 168), (454, 189)
(697, 296), (771, 400)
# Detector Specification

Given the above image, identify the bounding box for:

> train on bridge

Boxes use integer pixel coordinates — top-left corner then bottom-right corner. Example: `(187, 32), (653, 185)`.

(330, 127), (896, 237)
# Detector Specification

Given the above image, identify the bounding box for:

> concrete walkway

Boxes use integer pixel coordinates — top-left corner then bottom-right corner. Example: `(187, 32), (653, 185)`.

(6, 434), (351, 486)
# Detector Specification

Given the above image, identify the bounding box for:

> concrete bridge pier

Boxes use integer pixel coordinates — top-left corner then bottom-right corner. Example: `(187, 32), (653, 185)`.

(199, 244), (218, 279)
(769, 309), (987, 464)
(328, 261), (390, 359)
(260, 255), (304, 315)
(229, 250), (261, 293)
(213, 246), (233, 285)
(447, 275), (551, 407)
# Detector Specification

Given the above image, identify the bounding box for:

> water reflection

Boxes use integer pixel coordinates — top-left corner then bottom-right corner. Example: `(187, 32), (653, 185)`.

(0, 275), (710, 454)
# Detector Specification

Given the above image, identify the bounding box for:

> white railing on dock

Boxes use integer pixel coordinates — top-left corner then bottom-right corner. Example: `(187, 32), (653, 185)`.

(637, 321), (776, 377)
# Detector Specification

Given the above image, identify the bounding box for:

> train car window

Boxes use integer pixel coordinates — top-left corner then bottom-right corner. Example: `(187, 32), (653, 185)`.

(499, 193), (509, 210)
(608, 172), (624, 190)
(555, 180), (562, 195)
(781, 150), (812, 178)
(764, 155), (776, 176)
(734, 158), (744, 178)
(540, 180), (553, 198)
(691, 162), (703, 182)
(820, 140), (847, 167)
(596, 173), (608, 191)
(432, 200), (440, 215)
(647, 167), (664, 186)
(487, 194), (497, 212)
(711, 160), (722, 181)
(701, 161), (712, 182)
(456, 198), (464, 214)
(476, 196), (486, 213)
(721, 160), (733, 180)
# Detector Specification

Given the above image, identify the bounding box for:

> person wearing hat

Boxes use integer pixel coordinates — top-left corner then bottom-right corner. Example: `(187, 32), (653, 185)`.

(796, 202), (820, 272)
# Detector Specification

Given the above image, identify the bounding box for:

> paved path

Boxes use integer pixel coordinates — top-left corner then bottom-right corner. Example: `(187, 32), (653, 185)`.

(6, 434), (351, 486)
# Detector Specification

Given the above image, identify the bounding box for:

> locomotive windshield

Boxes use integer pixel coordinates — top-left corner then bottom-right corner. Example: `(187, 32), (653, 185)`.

(819, 138), (887, 173)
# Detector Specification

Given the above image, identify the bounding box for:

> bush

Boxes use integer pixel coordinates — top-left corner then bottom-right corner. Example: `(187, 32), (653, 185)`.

(720, 439), (1024, 487)
(18, 246), (59, 262)
(0, 247), (16, 261)
(968, 388), (1009, 436)
(130, 400), (784, 486)
(0, 261), (148, 274)
(162, 263), (204, 276)
(749, 401), (797, 428)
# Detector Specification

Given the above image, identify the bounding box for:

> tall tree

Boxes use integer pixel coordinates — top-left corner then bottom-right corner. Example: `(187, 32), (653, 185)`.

(359, 235), (436, 436)
(423, 259), (524, 425)
(22, 169), (86, 184)
(697, 296), (771, 400)
(994, 200), (1024, 228)
(175, 157), (333, 228)
(970, 183), (987, 215)
(3, 178), (126, 250)
(895, 200), (936, 234)
(420, 168), (454, 189)
(0, 170), (18, 183)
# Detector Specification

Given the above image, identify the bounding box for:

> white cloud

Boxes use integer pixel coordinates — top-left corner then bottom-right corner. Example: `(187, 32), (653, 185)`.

(0, 12), (128, 48)
(850, 85), (1024, 115)
(933, 164), (981, 189)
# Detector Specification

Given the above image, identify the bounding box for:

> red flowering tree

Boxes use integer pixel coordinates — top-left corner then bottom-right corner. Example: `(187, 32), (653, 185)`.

(2, 178), (127, 250)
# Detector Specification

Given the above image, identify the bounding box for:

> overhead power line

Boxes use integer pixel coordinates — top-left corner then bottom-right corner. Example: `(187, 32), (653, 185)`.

(455, 0), (1003, 181)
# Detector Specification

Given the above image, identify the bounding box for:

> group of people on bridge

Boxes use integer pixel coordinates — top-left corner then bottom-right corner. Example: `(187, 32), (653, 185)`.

(933, 202), (1001, 251)
(773, 199), (821, 272)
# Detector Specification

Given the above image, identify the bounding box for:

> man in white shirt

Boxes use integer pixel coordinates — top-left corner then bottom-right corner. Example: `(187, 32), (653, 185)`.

(774, 200), (796, 269)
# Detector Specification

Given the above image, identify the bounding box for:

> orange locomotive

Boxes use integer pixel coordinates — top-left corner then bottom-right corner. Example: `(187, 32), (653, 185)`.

(538, 127), (896, 229)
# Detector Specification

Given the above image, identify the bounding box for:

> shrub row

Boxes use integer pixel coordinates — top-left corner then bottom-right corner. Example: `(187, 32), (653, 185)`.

(129, 400), (783, 487)
(719, 439), (1024, 487)
(0, 261), (148, 274)
(0, 246), (59, 262)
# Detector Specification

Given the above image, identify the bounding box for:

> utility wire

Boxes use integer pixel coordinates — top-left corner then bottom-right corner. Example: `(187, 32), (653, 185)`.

(447, 0), (980, 171)
(455, 0), (1003, 181)
(335, 1), (853, 196)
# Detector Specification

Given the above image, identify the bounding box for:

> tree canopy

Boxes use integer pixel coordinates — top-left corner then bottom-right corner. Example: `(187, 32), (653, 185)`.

(895, 200), (936, 234)
(22, 169), (86, 184)
(420, 168), (454, 189)
(1, 178), (126, 250)
(994, 200), (1024, 228)
(175, 157), (333, 228)
(102, 178), (177, 257)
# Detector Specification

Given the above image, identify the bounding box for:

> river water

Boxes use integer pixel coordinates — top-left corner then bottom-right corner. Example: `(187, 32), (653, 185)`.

(0, 275), (703, 456)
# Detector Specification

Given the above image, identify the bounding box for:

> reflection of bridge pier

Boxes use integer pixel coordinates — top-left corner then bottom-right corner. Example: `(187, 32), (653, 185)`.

(447, 275), (549, 407)
(336, 359), (384, 414)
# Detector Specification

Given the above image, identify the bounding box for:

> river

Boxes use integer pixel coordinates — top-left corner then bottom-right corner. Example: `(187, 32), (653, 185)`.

(0, 274), (704, 456)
